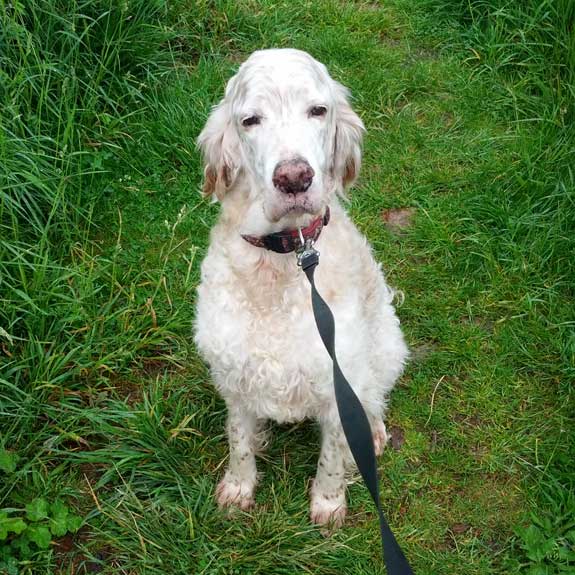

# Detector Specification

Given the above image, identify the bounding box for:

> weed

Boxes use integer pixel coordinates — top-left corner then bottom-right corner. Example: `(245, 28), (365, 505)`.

(510, 478), (575, 574)
(0, 449), (82, 575)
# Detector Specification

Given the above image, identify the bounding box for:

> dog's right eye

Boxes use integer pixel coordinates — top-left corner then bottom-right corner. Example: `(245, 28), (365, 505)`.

(242, 115), (261, 127)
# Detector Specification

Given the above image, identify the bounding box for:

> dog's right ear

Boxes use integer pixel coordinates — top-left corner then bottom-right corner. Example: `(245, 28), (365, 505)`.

(197, 100), (240, 200)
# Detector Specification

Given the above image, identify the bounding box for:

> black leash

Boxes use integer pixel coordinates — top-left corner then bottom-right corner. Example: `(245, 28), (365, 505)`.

(298, 241), (414, 575)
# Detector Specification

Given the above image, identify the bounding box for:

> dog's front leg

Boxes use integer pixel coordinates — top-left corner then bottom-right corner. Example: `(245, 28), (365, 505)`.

(310, 418), (348, 528)
(216, 404), (258, 510)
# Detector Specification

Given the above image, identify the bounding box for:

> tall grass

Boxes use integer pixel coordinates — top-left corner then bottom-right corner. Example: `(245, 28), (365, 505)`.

(421, 1), (575, 571)
(424, 1), (575, 372)
(0, 1), (179, 449)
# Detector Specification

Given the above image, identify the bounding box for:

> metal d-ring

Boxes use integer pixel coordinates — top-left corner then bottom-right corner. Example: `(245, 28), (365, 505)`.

(296, 234), (319, 267)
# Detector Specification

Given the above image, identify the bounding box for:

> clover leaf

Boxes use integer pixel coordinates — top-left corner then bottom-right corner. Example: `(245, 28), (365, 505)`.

(25, 498), (48, 522)
(26, 524), (51, 549)
(0, 513), (27, 540)
(0, 450), (18, 474)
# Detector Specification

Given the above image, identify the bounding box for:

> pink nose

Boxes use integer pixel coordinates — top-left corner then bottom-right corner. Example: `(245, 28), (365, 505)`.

(272, 159), (314, 194)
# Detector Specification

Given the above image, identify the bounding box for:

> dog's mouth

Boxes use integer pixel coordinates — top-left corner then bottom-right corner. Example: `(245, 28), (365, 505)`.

(269, 193), (319, 222)
(285, 203), (313, 215)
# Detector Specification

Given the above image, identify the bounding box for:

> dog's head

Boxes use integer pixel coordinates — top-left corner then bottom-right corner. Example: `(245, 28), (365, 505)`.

(197, 49), (364, 225)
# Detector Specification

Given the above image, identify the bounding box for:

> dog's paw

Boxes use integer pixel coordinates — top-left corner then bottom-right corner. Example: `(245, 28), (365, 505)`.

(372, 419), (389, 457)
(310, 492), (347, 530)
(215, 476), (255, 511)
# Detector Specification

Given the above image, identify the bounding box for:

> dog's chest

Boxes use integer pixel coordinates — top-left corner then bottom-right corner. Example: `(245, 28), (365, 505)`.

(195, 258), (345, 422)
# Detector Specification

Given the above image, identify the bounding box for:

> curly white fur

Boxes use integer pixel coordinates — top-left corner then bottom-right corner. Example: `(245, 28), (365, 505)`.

(195, 49), (408, 527)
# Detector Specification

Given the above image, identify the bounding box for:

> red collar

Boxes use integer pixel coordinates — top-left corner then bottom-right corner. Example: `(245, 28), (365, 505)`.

(242, 207), (330, 254)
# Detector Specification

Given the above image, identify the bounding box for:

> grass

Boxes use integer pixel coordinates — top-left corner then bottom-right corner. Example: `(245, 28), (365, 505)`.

(1, 0), (573, 573)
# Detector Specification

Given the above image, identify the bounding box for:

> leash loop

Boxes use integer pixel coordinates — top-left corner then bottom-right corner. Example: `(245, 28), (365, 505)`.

(298, 246), (414, 575)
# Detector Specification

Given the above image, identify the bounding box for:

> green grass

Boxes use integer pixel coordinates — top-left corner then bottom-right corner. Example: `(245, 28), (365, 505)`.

(1, 0), (573, 573)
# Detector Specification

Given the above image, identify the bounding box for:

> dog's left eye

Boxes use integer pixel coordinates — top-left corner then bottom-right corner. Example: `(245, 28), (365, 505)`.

(242, 115), (261, 127)
(309, 105), (327, 118)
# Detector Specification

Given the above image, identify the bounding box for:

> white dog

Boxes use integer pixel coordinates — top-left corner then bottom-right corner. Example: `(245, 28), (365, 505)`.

(195, 49), (408, 527)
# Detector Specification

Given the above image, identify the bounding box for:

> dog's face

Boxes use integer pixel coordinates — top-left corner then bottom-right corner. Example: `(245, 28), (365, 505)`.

(198, 49), (364, 226)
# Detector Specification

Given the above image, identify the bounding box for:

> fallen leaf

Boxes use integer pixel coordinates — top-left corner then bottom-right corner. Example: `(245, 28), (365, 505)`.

(389, 425), (405, 450)
(381, 207), (416, 231)
(451, 523), (471, 535)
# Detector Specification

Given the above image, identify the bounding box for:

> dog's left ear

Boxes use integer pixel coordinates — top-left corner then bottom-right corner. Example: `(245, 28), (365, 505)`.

(197, 99), (240, 200)
(332, 82), (365, 190)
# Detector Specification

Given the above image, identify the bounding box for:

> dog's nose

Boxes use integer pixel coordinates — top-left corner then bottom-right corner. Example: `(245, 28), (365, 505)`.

(272, 159), (314, 194)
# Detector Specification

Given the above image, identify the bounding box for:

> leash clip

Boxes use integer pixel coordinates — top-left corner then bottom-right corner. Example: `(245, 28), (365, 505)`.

(296, 229), (319, 269)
